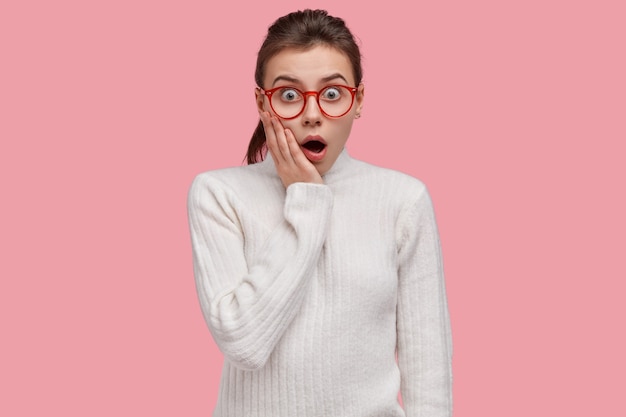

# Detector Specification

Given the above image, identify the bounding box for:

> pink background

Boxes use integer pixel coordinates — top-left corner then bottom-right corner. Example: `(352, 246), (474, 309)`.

(1, 0), (624, 415)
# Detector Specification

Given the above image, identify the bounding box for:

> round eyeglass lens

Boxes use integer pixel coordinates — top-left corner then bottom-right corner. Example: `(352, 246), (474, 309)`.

(271, 86), (354, 118)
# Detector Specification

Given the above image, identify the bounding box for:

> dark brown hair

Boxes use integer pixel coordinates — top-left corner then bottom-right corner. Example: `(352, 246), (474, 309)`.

(245, 9), (363, 164)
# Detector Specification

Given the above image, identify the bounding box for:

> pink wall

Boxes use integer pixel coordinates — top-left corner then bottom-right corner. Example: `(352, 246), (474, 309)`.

(1, 0), (624, 415)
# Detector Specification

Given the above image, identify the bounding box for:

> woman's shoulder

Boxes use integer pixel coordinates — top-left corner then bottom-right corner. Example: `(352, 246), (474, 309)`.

(350, 157), (429, 196)
(192, 162), (264, 182)
(189, 161), (281, 200)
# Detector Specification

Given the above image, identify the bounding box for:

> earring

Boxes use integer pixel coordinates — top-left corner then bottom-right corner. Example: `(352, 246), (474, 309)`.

(355, 113), (361, 119)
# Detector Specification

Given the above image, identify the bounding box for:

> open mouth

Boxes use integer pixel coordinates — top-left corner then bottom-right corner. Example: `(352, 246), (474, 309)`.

(302, 140), (326, 154)
(300, 136), (327, 162)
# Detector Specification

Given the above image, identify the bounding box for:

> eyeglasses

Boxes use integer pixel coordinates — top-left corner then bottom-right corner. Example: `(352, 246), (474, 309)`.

(259, 85), (358, 119)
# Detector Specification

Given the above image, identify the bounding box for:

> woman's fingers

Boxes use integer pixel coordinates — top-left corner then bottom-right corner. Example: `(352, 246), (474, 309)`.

(262, 112), (291, 164)
(261, 112), (289, 164)
(285, 129), (321, 178)
(258, 111), (323, 186)
(271, 116), (293, 163)
(285, 128), (305, 165)
(283, 127), (323, 185)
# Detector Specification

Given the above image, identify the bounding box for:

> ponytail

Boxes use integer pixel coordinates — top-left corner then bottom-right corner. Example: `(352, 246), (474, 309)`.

(246, 120), (267, 164)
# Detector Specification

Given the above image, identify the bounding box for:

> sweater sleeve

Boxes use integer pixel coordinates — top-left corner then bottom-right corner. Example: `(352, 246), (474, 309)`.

(187, 175), (333, 371)
(396, 186), (453, 416)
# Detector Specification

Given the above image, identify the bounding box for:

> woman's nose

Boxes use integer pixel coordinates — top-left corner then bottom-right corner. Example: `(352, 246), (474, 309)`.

(301, 94), (322, 125)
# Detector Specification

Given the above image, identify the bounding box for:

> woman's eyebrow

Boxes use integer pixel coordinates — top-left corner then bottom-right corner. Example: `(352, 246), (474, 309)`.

(271, 75), (300, 87)
(271, 73), (350, 87)
(321, 73), (349, 84)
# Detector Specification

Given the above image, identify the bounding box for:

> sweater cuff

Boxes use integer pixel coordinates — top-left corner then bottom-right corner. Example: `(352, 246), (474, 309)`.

(284, 183), (333, 237)
(285, 182), (333, 211)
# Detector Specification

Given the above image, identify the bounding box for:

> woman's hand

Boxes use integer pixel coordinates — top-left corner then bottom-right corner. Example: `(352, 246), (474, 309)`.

(260, 111), (323, 187)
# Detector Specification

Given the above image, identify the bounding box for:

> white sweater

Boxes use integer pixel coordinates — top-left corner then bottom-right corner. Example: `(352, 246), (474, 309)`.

(188, 150), (452, 417)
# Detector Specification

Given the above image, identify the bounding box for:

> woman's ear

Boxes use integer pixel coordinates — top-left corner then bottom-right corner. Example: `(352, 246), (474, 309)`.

(355, 83), (365, 118)
(255, 87), (266, 113)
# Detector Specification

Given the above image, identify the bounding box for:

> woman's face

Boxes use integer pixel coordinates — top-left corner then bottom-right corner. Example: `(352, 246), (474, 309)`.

(256, 45), (364, 176)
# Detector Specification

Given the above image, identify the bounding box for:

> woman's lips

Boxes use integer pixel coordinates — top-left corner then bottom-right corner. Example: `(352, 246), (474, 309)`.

(300, 135), (327, 162)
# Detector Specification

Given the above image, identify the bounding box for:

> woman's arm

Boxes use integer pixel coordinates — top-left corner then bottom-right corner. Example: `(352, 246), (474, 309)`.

(188, 175), (332, 371)
(396, 186), (453, 416)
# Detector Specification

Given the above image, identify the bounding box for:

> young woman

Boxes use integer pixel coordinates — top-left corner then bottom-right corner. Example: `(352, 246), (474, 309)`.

(188, 9), (452, 417)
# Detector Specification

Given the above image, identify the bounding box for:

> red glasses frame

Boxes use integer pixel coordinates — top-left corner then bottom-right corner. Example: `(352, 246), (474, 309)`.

(259, 85), (358, 120)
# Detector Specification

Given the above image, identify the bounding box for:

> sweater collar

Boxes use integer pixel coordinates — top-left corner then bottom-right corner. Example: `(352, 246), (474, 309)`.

(322, 147), (352, 182)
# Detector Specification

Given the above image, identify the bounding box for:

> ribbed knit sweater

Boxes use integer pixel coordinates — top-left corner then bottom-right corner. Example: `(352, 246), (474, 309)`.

(187, 149), (452, 417)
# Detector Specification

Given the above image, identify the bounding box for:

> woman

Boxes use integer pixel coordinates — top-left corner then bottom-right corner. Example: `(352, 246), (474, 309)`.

(188, 9), (452, 417)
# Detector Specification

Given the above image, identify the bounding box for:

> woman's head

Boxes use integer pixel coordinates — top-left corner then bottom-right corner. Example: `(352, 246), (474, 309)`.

(247, 9), (364, 167)
(254, 9), (363, 94)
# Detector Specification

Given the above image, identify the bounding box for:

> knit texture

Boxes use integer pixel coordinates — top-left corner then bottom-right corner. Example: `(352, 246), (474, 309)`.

(188, 150), (452, 417)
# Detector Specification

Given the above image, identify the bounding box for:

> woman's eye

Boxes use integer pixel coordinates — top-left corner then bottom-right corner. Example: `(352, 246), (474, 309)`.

(321, 87), (341, 100)
(279, 88), (301, 102)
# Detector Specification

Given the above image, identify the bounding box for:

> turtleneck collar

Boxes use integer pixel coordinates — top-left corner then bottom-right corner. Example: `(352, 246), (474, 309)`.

(321, 148), (352, 182)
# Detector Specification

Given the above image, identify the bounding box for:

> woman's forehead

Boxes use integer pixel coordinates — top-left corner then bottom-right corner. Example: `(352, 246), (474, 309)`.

(264, 45), (354, 87)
